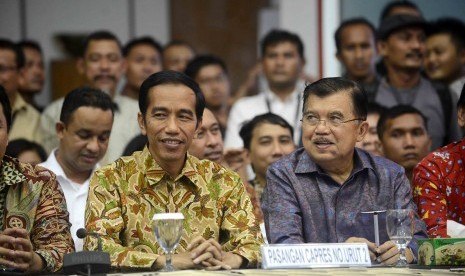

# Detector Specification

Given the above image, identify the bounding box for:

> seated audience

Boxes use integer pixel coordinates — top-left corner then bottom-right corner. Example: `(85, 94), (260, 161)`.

(17, 40), (45, 112)
(225, 29), (306, 149)
(0, 85), (74, 273)
(355, 102), (386, 156)
(39, 87), (114, 251)
(84, 71), (263, 270)
(375, 0), (423, 76)
(262, 78), (427, 265)
(0, 39), (42, 143)
(334, 17), (379, 99)
(6, 138), (47, 165)
(185, 55), (231, 132)
(239, 112), (296, 222)
(425, 17), (465, 100)
(377, 105), (431, 185)
(188, 108), (245, 170)
(122, 36), (163, 100)
(39, 30), (140, 165)
(375, 13), (461, 150)
(188, 108), (251, 210)
(413, 84), (465, 238)
(162, 40), (195, 72)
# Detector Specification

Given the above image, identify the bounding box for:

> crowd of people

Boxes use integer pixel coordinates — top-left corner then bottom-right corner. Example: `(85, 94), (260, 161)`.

(0, 0), (464, 273)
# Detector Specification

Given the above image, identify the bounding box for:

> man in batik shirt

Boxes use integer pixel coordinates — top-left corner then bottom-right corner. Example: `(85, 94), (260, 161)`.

(413, 84), (465, 237)
(84, 71), (263, 270)
(0, 85), (74, 273)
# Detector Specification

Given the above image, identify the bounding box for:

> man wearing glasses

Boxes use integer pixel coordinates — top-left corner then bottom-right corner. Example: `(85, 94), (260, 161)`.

(262, 77), (427, 265)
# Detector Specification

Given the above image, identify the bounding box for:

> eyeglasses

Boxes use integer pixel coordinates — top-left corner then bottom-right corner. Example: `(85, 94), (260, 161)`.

(301, 115), (365, 128)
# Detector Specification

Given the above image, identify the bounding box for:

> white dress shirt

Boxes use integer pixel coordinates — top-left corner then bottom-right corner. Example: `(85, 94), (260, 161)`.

(39, 150), (97, 251)
(224, 86), (304, 149)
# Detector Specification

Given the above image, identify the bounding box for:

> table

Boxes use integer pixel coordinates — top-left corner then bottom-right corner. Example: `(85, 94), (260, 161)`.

(107, 267), (465, 276)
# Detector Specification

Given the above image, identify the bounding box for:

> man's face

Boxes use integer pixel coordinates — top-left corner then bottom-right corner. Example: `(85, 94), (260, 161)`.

(262, 42), (304, 89)
(355, 113), (382, 156)
(337, 24), (376, 81)
(57, 106), (113, 174)
(138, 84), (199, 172)
(302, 92), (367, 168)
(378, 27), (426, 71)
(0, 49), (19, 97)
(425, 34), (465, 83)
(162, 45), (194, 72)
(78, 39), (125, 96)
(18, 47), (45, 94)
(380, 113), (431, 172)
(189, 109), (223, 163)
(195, 64), (230, 110)
(0, 105), (8, 161)
(249, 122), (295, 180)
(126, 44), (162, 90)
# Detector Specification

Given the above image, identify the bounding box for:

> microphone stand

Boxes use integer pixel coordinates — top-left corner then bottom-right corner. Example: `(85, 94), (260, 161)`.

(63, 228), (111, 275)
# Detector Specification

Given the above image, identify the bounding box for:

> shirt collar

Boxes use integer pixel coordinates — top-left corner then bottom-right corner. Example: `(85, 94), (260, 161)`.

(295, 147), (375, 177)
(141, 147), (199, 187)
(40, 149), (100, 181)
(12, 93), (28, 113)
(264, 87), (300, 103)
(0, 156), (27, 190)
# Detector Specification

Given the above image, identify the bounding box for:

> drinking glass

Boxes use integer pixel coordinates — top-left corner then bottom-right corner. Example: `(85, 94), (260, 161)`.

(386, 209), (415, 266)
(153, 213), (184, 271)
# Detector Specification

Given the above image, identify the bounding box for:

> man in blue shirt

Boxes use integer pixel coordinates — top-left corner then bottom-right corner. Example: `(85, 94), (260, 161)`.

(262, 77), (427, 265)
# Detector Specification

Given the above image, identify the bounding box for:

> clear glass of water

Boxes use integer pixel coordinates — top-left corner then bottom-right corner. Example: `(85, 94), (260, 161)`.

(386, 209), (415, 266)
(153, 213), (184, 271)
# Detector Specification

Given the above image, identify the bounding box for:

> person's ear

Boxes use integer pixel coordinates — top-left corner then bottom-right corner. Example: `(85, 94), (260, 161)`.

(120, 58), (127, 74)
(76, 58), (85, 75)
(459, 48), (465, 65)
(426, 135), (432, 152)
(458, 106), (465, 128)
(137, 112), (147, 135)
(377, 40), (387, 57)
(336, 51), (342, 62)
(56, 121), (66, 139)
(243, 149), (251, 166)
(377, 140), (385, 156)
(356, 121), (369, 142)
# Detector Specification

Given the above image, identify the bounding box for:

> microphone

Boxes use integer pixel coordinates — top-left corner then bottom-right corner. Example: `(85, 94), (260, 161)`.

(63, 228), (110, 275)
(76, 228), (103, 252)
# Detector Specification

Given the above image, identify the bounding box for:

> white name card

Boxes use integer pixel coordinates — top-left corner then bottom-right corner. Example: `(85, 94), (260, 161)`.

(261, 243), (371, 269)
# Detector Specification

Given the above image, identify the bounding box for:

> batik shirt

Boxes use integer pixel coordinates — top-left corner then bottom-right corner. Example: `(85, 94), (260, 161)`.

(84, 147), (263, 269)
(413, 138), (465, 238)
(0, 155), (74, 272)
(245, 178), (264, 223)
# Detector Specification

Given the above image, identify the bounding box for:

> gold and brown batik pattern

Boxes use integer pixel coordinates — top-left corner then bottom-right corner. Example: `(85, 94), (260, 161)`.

(1, 155), (74, 272)
(85, 147), (263, 269)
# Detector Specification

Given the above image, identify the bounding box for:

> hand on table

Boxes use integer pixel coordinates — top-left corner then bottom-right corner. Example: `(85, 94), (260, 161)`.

(0, 228), (43, 273)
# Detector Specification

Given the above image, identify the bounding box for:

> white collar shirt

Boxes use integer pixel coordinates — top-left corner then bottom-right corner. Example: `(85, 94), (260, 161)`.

(39, 150), (97, 251)
(224, 84), (304, 149)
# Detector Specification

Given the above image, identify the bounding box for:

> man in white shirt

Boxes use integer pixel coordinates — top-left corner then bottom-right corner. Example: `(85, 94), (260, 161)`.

(40, 87), (114, 251)
(39, 30), (140, 165)
(225, 29), (305, 148)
